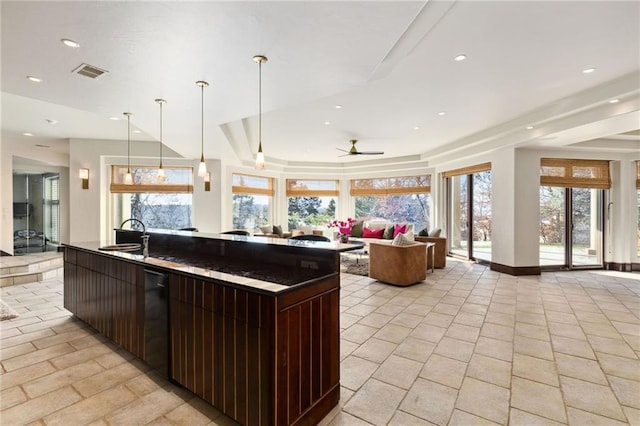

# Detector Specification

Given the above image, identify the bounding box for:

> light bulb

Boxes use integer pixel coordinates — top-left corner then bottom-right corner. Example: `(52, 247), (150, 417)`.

(157, 167), (166, 182)
(198, 159), (207, 177)
(124, 172), (133, 185)
(255, 151), (265, 170)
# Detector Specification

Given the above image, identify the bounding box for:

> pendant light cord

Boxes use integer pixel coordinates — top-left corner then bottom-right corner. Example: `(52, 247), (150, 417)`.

(159, 101), (163, 167)
(259, 59), (262, 150)
(201, 83), (204, 159)
(127, 114), (131, 172)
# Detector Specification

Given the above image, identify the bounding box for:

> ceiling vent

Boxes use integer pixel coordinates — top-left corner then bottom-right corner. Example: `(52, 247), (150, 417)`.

(72, 63), (108, 79)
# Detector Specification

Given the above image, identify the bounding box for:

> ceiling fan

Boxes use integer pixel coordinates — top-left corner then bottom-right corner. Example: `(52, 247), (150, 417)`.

(337, 139), (384, 156)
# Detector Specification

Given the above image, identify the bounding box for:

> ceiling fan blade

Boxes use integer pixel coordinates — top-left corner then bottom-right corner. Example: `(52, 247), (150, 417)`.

(336, 148), (349, 153)
(358, 151), (384, 155)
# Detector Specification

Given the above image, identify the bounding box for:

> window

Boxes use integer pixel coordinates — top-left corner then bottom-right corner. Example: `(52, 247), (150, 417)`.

(351, 175), (431, 229)
(286, 179), (338, 230)
(44, 175), (60, 243)
(232, 173), (274, 232)
(111, 166), (194, 231)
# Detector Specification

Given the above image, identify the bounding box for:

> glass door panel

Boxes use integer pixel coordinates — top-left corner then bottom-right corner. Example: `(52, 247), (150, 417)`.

(571, 188), (602, 267)
(449, 175), (468, 257)
(539, 186), (566, 266)
(472, 171), (492, 261)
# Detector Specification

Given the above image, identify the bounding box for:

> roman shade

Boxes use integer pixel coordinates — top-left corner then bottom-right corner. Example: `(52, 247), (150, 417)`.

(540, 158), (611, 189)
(232, 173), (274, 196)
(442, 162), (491, 178)
(286, 179), (339, 196)
(350, 175), (431, 196)
(110, 166), (193, 193)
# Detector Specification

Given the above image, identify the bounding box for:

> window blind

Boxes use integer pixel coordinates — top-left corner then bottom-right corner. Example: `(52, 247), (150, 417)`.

(540, 158), (611, 189)
(286, 179), (339, 196)
(636, 161), (640, 189)
(350, 175), (430, 196)
(442, 162), (492, 178)
(110, 166), (194, 193)
(232, 173), (274, 196)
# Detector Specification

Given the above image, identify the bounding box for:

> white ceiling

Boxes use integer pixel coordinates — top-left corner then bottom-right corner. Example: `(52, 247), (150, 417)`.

(2, 1), (639, 168)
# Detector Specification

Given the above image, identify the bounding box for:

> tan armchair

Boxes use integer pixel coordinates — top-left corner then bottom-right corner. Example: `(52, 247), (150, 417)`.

(415, 236), (446, 269)
(368, 241), (427, 286)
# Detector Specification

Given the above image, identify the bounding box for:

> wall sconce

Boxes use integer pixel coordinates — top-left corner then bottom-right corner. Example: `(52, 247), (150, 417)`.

(203, 172), (211, 192)
(79, 168), (89, 189)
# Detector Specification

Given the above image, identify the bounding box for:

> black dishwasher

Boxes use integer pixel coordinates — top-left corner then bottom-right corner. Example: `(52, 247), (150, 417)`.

(144, 269), (169, 378)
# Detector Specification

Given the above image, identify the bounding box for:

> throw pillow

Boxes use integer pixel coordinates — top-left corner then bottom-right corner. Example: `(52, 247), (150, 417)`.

(259, 225), (272, 235)
(418, 227), (429, 236)
(273, 225), (284, 238)
(393, 223), (407, 238)
(392, 231), (415, 246)
(383, 224), (395, 239)
(428, 227), (442, 237)
(350, 220), (364, 238)
(362, 227), (384, 239)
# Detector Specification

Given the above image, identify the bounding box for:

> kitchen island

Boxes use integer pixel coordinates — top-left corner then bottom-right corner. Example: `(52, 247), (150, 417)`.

(63, 230), (358, 426)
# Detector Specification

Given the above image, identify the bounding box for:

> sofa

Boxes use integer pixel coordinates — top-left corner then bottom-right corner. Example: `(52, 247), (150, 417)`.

(368, 240), (427, 286)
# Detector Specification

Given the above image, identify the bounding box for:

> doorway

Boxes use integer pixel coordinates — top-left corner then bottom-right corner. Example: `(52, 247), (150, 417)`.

(539, 186), (604, 268)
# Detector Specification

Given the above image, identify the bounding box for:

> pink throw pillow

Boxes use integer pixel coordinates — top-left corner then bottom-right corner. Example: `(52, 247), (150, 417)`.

(393, 224), (407, 238)
(363, 227), (384, 239)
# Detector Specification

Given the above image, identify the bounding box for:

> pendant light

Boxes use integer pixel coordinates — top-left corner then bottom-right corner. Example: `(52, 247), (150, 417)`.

(254, 54), (268, 170)
(123, 112), (133, 185)
(196, 80), (209, 177)
(155, 98), (167, 182)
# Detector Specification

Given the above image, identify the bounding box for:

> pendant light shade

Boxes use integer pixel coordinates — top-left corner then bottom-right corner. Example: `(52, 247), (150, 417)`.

(123, 112), (133, 185)
(156, 98), (167, 182)
(196, 80), (209, 177)
(254, 54), (268, 170)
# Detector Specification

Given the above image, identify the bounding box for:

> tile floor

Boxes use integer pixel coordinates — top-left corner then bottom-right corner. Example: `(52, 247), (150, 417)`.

(1, 259), (639, 425)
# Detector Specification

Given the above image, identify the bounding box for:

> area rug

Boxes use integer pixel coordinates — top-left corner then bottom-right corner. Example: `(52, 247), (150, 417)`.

(340, 254), (369, 277)
(0, 298), (19, 321)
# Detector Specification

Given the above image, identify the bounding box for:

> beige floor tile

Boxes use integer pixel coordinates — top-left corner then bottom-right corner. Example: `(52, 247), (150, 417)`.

(352, 337), (396, 363)
(419, 354), (467, 389)
(445, 323), (480, 343)
(548, 321), (586, 340)
(373, 354), (422, 389)
(423, 312), (455, 328)
(1, 342), (75, 371)
(545, 310), (578, 325)
(362, 295), (391, 307)
(402, 303), (432, 317)
(358, 312), (394, 328)
(434, 337), (475, 362)
(341, 323), (378, 344)
(597, 352), (640, 381)
(543, 301), (574, 314)
(0, 342), (37, 360)
(124, 372), (166, 397)
(454, 312), (486, 327)
(23, 359), (105, 398)
(513, 353), (559, 386)
(431, 303), (460, 316)
(555, 353), (607, 385)
(388, 410), (435, 425)
(560, 376), (626, 422)
(587, 334), (638, 359)
(73, 361), (148, 397)
(511, 377), (566, 423)
(463, 297), (491, 308)
(475, 336), (513, 362)
(622, 333), (640, 351)
(390, 312), (423, 328)
(580, 321), (623, 339)
(326, 411), (371, 425)
(449, 409), (499, 425)
(514, 335), (554, 360)
(373, 323), (412, 344)
(164, 400), (221, 426)
(484, 311), (515, 327)
(410, 323), (447, 343)
(515, 322), (550, 341)
(622, 406), (640, 425)
(455, 377), (510, 425)
(516, 311), (547, 326)
(343, 378), (405, 424)
(0, 385), (82, 425)
(104, 387), (185, 425)
(566, 407), (628, 425)
(340, 312), (362, 329)
(340, 355), (379, 391)
(49, 343), (114, 370)
(399, 378), (458, 426)
(508, 408), (565, 425)
(465, 353), (510, 388)
(393, 337), (436, 363)
(0, 385), (27, 410)
(480, 323), (514, 342)
(340, 340), (358, 362)
(608, 375), (640, 410)
(550, 334), (596, 359)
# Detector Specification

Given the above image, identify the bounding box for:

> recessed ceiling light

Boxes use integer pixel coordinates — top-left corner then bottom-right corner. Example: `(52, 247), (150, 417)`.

(61, 38), (80, 48)
(27, 76), (42, 82)
(108, 116), (120, 121)
(526, 126), (534, 130)
(582, 67), (596, 74)
(45, 119), (58, 125)
(335, 105), (342, 109)
(132, 130), (142, 134)
(609, 99), (620, 104)
(413, 126), (420, 131)
(454, 54), (467, 61)
(438, 112), (446, 116)
(324, 121), (331, 125)
(23, 132), (34, 136)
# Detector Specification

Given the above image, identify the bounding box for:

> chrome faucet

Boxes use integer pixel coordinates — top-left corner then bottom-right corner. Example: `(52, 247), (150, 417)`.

(120, 218), (149, 258)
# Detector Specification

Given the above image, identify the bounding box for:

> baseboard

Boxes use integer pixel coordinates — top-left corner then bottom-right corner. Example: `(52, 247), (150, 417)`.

(0, 250), (12, 257)
(605, 262), (639, 272)
(490, 262), (541, 276)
